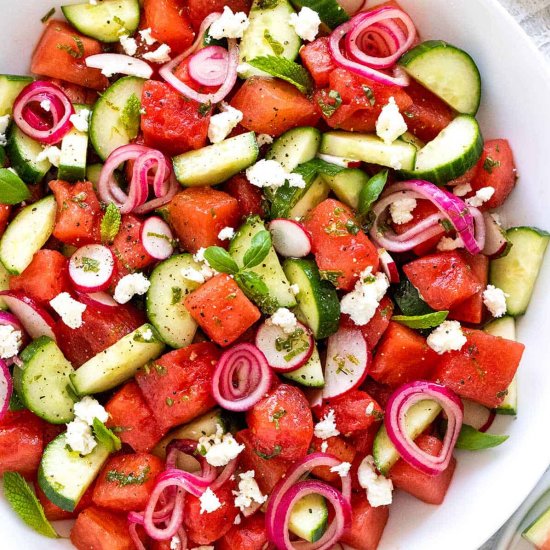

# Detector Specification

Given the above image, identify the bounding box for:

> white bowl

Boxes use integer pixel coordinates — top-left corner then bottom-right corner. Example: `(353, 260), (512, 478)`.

(1, 1), (550, 549)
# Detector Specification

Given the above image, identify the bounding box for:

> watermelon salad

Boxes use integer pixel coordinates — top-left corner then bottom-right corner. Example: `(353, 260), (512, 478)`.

(0, 0), (548, 549)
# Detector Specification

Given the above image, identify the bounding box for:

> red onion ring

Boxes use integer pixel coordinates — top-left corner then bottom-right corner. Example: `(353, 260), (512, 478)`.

(0, 359), (13, 422)
(13, 81), (74, 144)
(271, 480), (352, 550)
(329, 7), (416, 86)
(188, 46), (230, 87)
(385, 381), (464, 476)
(211, 343), (273, 411)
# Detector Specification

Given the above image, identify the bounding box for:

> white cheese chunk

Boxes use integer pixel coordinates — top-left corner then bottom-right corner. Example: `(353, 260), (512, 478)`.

(357, 455), (393, 507)
(36, 145), (62, 167)
(427, 320), (467, 354)
(269, 307), (298, 334)
(208, 103), (243, 144)
(483, 284), (507, 318)
(198, 425), (245, 467)
(465, 186), (495, 207)
(209, 6), (249, 39)
(288, 7), (321, 42)
(0, 325), (22, 359)
(69, 108), (91, 133)
(389, 197), (417, 225)
(119, 35), (138, 56)
(232, 470), (267, 512)
(376, 96), (407, 145)
(199, 487), (222, 514)
(314, 409), (340, 440)
(113, 273), (151, 304)
(66, 418), (97, 455)
(142, 44), (172, 64)
(50, 292), (86, 329)
(73, 396), (109, 426)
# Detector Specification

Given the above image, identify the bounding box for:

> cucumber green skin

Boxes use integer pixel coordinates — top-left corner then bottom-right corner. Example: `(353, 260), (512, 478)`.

(14, 337), (76, 424)
(288, 175), (330, 219)
(38, 434), (110, 512)
(283, 258), (340, 339)
(523, 504), (550, 545)
(90, 76), (145, 160)
(58, 104), (89, 182)
(490, 226), (550, 316)
(0, 195), (56, 274)
(239, 0), (301, 78)
(62, 0), (140, 43)
(399, 116), (483, 185)
(229, 216), (296, 313)
(6, 125), (51, 184)
(173, 132), (259, 187)
(320, 168), (369, 210)
(270, 172), (318, 219)
(289, 0), (348, 29)
(399, 40), (481, 116)
(0, 75), (33, 116)
(266, 127), (321, 172)
(282, 344), (324, 388)
(146, 254), (201, 348)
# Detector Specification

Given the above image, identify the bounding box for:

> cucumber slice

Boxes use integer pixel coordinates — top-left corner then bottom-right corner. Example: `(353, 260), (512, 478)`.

(289, 175), (330, 219)
(270, 171), (324, 219)
(283, 258), (340, 339)
(400, 115), (483, 185)
(399, 40), (481, 116)
(229, 216), (296, 313)
(282, 343), (324, 388)
(14, 337), (76, 424)
(400, 131), (425, 151)
(0, 262), (9, 310)
(320, 167), (369, 210)
(58, 105), (89, 182)
(489, 226), (549, 317)
(0, 195), (56, 274)
(266, 127), (321, 172)
(152, 409), (226, 460)
(319, 132), (417, 171)
(288, 492), (328, 543)
(173, 132), (259, 187)
(239, 0), (301, 79)
(6, 125), (51, 183)
(146, 254), (201, 348)
(373, 399), (442, 475)
(38, 433), (110, 512)
(86, 163), (103, 187)
(523, 506), (550, 547)
(62, 0), (140, 43)
(289, 0), (348, 29)
(0, 75), (33, 116)
(90, 76), (145, 160)
(71, 324), (165, 395)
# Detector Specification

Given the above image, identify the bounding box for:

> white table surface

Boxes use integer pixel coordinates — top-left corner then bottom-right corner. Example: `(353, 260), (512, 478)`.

(480, 1), (550, 548)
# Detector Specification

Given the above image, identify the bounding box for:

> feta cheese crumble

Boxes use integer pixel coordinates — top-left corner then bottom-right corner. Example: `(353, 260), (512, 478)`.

(389, 197), (417, 225)
(143, 43), (172, 64)
(70, 108), (91, 133)
(376, 96), (407, 145)
(465, 186), (495, 208)
(483, 284), (507, 318)
(437, 236), (464, 251)
(191, 248), (218, 281)
(119, 34), (138, 56)
(314, 409), (340, 440)
(268, 307), (298, 334)
(40, 99), (51, 112)
(0, 115), (10, 146)
(320, 441), (329, 453)
(330, 461), (351, 478)
(66, 418), (97, 455)
(209, 6), (249, 39)
(290, 284), (300, 295)
(141, 328), (154, 342)
(73, 396), (109, 426)
(288, 7), (321, 42)
(181, 267), (207, 284)
(256, 133), (274, 147)
(218, 226), (235, 241)
(199, 487), (222, 514)
(0, 325), (22, 359)
(232, 470), (267, 512)
(50, 292), (86, 329)
(198, 425), (245, 467)
(208, 103), (243, 144)
(36, 145), (62, 167)
(234, 515), (242, 525)
(452, 182), (472, 197)
(246, 159), (305, 189)
(427, 320), (467, 355)
(114, 273), (151, 304)
(340, 267), (390, 326)
(365, 402), (375, 416)
(170, 535), (181, 550)
(357, 455), (393, 507)
(139, 28), (157, 46)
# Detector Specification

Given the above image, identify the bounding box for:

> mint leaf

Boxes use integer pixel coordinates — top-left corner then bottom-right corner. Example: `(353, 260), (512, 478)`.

(317, 89), (342, 117)
(455, 424), (509, 451)
(358, 170), (388, 216)
(264, 30), (284, 55)
(392, 311), (448, 329)
(120, 93), (141, 139)
(92, 418), (122, 453)
(242, 230), (271, 269)
(235, 271), (277, 314)
(0, 168), (30, 204)
(393, 278), (434, 317)
(3, 472), (58, 538)
(100, 203), (121, 244)
(247, 56), (313, 95)
(203, 247), (239, 275)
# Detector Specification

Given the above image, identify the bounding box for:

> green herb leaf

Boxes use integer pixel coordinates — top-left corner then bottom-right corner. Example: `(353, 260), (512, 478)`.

(171, 286), (182, 305)
(106, 465), (151, 487)
(319, 270), (342, 286)
(57, 36), (84, 59)
(100, 203), (122, 244)
(9, 390), (25, 411)
(243, 230), (271, 269)
(203, 247), (239, 275)
(455, 424), (509, 451)
(120, 93), (141, 138)
(198, 101), (212, 117)
(317, 89), (342, 117)
(392, 311), (448, 329)
(255, 444), (283, 460)
(92, 418), (122, 453)
(263, 30), (284, 55)
(358, 170), (388, 216)
(393, 278), (434, 317)
(255, 0), (279, 11)
(247, 56), (313, 95)
(483, 157), (501, 174)
(235, 271), (277, 313)
(41, 7), (55, 23)
(0, 168), (31, 205)
(203, 26), (227, 47)
(362, 84), (376, 106)
(3, 472), (58, 538)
